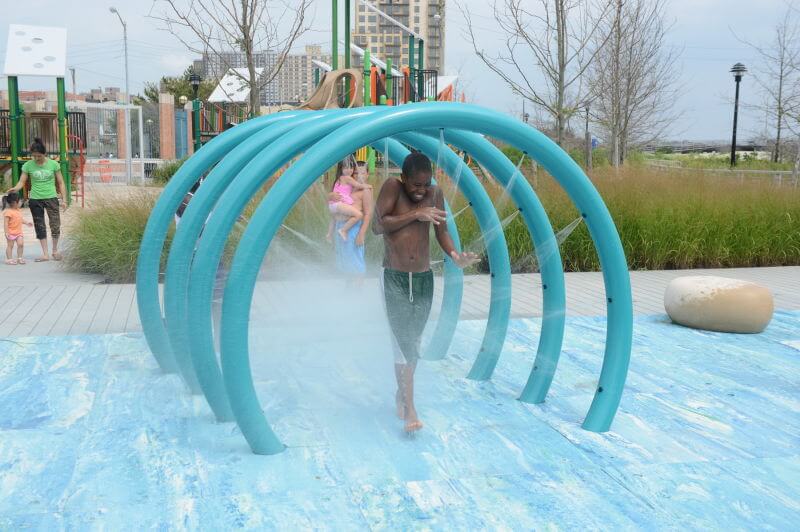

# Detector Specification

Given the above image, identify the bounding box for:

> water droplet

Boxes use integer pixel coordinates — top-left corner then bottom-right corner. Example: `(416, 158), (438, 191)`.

(44, 56), (56, 62)
(33, 63), (44, 68)
(32, 37), (44, 44)
(21, 46), (32, 52)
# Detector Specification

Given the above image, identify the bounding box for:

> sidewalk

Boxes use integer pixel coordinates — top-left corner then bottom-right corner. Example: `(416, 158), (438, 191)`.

(2, 254), (798, 337)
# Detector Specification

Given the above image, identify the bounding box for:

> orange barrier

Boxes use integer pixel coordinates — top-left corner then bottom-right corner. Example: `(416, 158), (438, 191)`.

(402, 67), (411, 104)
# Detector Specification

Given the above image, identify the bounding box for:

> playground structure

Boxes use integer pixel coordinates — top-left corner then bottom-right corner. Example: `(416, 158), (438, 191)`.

(2, 25), (86, 205)
(136, 103), (633, 455)
(194, 0), (447, 142)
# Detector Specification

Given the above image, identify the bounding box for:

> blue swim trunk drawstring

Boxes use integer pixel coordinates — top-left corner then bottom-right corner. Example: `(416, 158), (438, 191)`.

(408, 272), (414, 303)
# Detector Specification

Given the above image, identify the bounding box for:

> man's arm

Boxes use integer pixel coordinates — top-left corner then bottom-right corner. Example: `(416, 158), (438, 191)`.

(433, 187), (457, 256)
(340, 175), (371, 190)
(372, 179), (413, 235)
(356, 187), (373, 245)
(433, 188), (480, 269)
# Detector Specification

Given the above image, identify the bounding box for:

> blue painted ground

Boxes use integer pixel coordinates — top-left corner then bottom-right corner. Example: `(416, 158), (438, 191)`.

(1, 311), (799, 529)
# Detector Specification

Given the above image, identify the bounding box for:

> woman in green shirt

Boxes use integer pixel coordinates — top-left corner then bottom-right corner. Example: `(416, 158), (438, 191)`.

(6, 138), (67, 261)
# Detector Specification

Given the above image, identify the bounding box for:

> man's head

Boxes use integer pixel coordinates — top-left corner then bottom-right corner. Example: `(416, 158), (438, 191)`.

(356, 160), (368, 181)
(400, 152), (432, 203)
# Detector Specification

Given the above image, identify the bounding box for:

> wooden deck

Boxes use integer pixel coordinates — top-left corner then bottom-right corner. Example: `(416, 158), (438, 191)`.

(1, 264), (798, 337)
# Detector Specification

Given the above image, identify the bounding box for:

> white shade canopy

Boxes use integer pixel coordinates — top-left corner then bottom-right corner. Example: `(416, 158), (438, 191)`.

(3, 24), (67, 77)
(207, 68), (264, 103)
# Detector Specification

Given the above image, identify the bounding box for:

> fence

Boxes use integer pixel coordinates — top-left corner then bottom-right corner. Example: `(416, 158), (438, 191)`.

(0, 110), (87, 156)
(646, 160), (799, 186)
(83, 158), (162, 183)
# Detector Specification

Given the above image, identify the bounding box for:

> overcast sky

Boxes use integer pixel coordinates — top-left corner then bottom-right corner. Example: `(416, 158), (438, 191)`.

(0, 0), (791, 140)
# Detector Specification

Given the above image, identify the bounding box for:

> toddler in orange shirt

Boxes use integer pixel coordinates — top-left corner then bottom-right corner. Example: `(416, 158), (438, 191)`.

(3, 192), (32, 265)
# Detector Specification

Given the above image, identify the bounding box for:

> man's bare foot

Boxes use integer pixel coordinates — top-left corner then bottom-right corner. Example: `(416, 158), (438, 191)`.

(52, 252), (63, 261)
(395, 390), (405, 419)
(17, 258), (26, 264)
(5, 259), (17, 265)
(35, 256), (49, 262)
(338, 228), (348, 241)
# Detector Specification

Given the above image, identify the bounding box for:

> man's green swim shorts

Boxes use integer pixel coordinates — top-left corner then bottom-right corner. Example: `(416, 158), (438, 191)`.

(382, 268), (434, 364)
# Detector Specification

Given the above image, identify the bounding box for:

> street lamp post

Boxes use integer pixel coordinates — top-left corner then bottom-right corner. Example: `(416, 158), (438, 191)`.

(190, 71), (202, 153)
(730, 62), (747, 167)
(109, 6), (132, 183)
(585, 106), (592, 170)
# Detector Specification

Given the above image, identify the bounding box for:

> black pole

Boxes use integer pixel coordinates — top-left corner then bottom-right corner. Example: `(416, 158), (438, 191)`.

(730, 75), (742, 167)
(585, 106), (592, 170)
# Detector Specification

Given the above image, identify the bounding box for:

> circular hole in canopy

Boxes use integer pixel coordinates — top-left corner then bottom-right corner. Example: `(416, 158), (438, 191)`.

(15, 30), (26, 36)
(21, 46), (32, 52)
(44, 56), (56, 62)
(33, 63), (44, 69)
(32, 37), (44, 44)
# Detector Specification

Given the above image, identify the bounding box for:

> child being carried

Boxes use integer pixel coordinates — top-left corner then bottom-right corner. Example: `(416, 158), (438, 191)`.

(327, 156), (371, 242)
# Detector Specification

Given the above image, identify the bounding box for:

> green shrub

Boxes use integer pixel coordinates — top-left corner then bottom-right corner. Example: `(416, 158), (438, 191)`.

(151, 158), (187, 184)
(65, 192), (169, 283)
(499, 145), (532, 168)
(65, 164), (800, 282)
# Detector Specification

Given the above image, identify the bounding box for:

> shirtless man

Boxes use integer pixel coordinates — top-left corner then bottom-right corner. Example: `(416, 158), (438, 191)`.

(373, 152), (478, 433)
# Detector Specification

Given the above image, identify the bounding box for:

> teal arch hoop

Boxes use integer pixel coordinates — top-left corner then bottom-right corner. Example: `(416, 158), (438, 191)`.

(136, 110), (308, 375)
(162, 110), (475, 420)
(136, 103), (632, 456)
(159, 109), (521, 421)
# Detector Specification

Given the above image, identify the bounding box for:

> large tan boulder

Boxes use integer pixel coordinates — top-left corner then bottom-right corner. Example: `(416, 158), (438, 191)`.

(664, 276), (774, 333)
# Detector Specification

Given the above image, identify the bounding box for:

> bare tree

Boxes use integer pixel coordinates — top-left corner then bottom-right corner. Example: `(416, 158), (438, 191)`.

(460, 0), (613, 146)
(736, 4), (800, 163)
(151, 0), (311, 115)
(590, 0), (681, 166)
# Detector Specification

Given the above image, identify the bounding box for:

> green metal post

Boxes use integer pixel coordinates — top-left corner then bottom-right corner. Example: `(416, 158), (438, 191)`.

(417, 38), (425, 100)
(56, 77), (71, 204)
(386, 58), (393, 104)
(345, 0), (351, 69)
(7, 76), (21, 186)
(364, 49), (374, 172)
(193, 99), (201, 152)
(332, 0), (339, 70)
(408, 35), (415, 102)
(314, 68), (320, 87)
(344, 0), (351, 104)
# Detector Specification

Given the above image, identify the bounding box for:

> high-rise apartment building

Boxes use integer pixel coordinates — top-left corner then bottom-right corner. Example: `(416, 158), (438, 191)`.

(193, 46), (330, 105)
(351, 1), (445, 72)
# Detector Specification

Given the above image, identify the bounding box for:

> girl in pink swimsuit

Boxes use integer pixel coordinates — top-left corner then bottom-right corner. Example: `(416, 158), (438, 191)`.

(327, 156), (371, 242)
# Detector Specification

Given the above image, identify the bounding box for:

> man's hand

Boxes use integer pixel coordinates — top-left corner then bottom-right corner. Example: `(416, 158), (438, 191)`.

(449, 250), (480, 269)
(415, 207), (447, 225)
(355, 232), (365, 246)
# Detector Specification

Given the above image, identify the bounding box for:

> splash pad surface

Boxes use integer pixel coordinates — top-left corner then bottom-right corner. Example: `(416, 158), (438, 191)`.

(2, 297), (798, 528)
